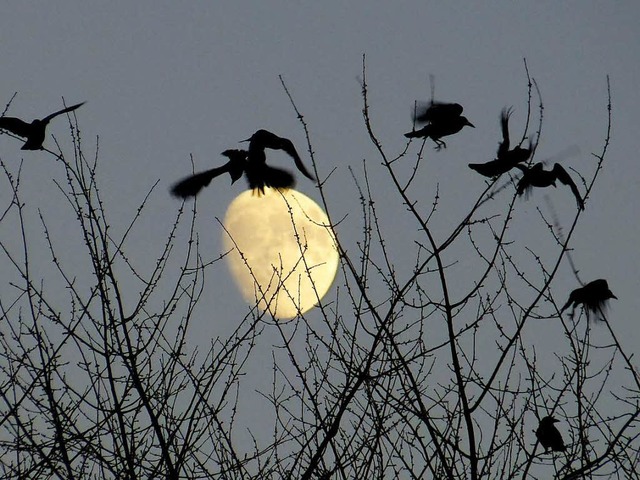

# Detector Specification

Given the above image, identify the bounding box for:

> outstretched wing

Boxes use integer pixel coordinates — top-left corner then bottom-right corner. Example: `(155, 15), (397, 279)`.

(497, 107), (512, 158)
(553, 163), (584, 210)
(170, 163), (234, 199)
(279, 139), (314, 181)
(0, 117), (32, 138)
(42, 102), (86, 123)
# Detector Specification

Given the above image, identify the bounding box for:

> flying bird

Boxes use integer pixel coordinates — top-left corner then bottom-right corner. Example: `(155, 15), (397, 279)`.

(237, 129), (315, 194)
(171, 149), (247, 198)
(561, 279), (617, 317)
(469, 108), (532, 177)
(405, 101), (474, 150)
(516, 163), (584, 210)
(0, 102), (85, 150)
(536, 416), (567, 453)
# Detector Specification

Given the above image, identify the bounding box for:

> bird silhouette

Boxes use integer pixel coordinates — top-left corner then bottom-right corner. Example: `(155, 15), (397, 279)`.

(516, 163), (584, 210)
(536, 416), (567, 453)
(469, 108), (532, 177)
(171, 130), (314, 199)
(244, 129), (315, 182)
(0, 102), (85, 150)
(404, 101), (474, 150)
(561, 279), (617, 317)
(171, 149), (248, 198)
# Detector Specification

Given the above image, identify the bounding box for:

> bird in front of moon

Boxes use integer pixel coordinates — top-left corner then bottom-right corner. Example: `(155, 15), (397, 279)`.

(222, 187), (338, 319)
(0, 101), (86, 150)
(170, 129), (315, 198)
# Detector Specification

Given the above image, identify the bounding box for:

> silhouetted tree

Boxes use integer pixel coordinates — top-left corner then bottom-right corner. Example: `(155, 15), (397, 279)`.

(0, 60), (637, 480)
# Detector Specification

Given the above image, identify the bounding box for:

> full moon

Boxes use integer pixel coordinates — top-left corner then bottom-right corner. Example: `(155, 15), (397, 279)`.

(221, 188), (339, 319)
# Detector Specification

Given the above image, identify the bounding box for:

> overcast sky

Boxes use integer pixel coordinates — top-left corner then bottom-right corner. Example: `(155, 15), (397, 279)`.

(1, 0), (639, 453)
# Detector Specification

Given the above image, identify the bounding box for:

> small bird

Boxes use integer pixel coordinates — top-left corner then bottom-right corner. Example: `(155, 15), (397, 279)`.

(469, 108), (532, 177)
(0, 102), (85, 150)
(561, 279), (617, 317)
(404, 101), (474, 150)
(516, 163), (584, 210)
(536, 416), (567, 453)
(170, 149), (247, 198)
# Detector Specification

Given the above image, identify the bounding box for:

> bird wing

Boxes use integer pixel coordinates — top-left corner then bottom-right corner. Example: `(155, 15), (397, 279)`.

(469, 160), (499, 177)
(553, 164), (584, 210)
(221, 149), (248, 183)
(515, 166), (533, 196)
(262, 165), (296, 189)
(414, 101), (463, 124)
(497, 107), (512, 158)
(279, 138), (315, 181)
(41, 102), (86, 123)
(0, 117), (32, 138)
(170, 163), (235, 198)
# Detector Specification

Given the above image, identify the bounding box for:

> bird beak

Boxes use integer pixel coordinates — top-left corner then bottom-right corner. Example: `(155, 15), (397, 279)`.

(240, 137), (251, 143)
(612, 293), (618, 299)
(466, 120), (475, 128)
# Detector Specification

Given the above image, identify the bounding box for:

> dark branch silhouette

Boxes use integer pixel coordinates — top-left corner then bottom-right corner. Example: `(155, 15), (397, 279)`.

(404, 101), (474, 150)
(561, 279), (617, 318)
(516, 162), (584, 210)
(0, 102), (85, 150)
(469, 107), (532, 177)
(536, 416), (567, 453)
(170, 149), (247, 198)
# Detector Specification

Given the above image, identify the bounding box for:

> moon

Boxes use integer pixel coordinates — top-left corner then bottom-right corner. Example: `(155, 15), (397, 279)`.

(221, 188), (339, 319)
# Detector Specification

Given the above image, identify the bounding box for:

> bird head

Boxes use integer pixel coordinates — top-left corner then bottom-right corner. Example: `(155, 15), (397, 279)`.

(541, 416), (559, 425)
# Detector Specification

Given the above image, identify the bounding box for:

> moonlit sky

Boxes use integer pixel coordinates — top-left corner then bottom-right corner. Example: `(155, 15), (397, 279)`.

(1, 1), (639, 450)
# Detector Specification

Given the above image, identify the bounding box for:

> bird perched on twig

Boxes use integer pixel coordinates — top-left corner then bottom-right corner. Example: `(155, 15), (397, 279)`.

(0, 102), (85, 150)
(561, 279), (617, 318)
(242, 129), (315, 193)
(469, 107), (532, 177)
(404, 101), (474, 150)
(515, 162), (584, 210)
(171, 149), (248, 198)
(536, 416), (567, 453)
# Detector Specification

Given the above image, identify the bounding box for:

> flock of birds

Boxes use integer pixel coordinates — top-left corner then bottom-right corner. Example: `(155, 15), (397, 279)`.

(0, 98), (619, 455)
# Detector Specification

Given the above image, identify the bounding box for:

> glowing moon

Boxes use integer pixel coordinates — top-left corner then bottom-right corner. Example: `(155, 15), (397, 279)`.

(221, 188), (339, 319)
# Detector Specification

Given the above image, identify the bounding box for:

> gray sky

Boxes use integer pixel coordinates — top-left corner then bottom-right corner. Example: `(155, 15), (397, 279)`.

(1, 0), (639, 457)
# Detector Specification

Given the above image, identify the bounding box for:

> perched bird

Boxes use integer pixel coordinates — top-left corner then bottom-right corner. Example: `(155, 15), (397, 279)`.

(536, 416), (567, 453)
(0, 102), (85, 150)
(404, 101), (474, 150)
(171, 149), (247, 199)
(469, 108), (532, 177)
(516, 163), (584, 210)
(561, 279), (617, 317)
(240, 129), (315, 194)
